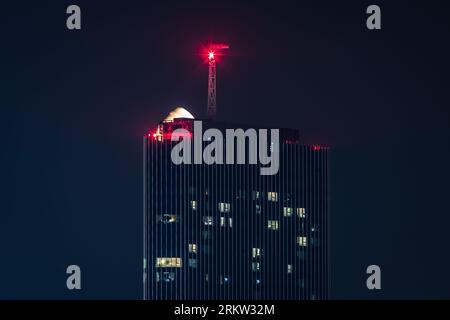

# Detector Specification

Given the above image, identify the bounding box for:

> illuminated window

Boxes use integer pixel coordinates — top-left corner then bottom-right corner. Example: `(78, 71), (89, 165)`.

(190, 200), (197, 210)
(252, 191), (260, 200)
(283, 207), (292, 217)
(203, 216), (213, 226)
(252, 247), (262, 258)
(297, 208), (306, 218)
(268, 192), (278, 202)
(220, 216), (232, 227)
(252, 262), (260, 272)
(218, 202), (231, 213)
(287, 264), (293, 274)
(297, 236), (307, 247)
(188, 243), (197, 253)
(188, 258), (197, 268)
(220, 275), (230, 285)
(156, 257), (182, 268)
(159, 214), (177, 224)
(255, 204), (261, 214)
(162, 271), (175, 282)
(267, 220), (279, 230)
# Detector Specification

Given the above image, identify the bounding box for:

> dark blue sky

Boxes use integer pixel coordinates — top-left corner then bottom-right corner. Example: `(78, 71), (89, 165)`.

(1, 0), (450, 299)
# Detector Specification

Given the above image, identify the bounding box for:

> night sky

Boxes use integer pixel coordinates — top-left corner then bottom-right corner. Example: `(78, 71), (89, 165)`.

(1, 0), (450, 299)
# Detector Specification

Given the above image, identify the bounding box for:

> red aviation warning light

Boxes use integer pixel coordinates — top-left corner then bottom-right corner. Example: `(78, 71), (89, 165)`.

(206, 43), (230, 61)
(205, 43), (229, 119)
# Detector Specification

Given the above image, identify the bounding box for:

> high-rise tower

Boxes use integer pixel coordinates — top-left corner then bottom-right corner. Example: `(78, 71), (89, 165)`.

(143, 108), (330, 300)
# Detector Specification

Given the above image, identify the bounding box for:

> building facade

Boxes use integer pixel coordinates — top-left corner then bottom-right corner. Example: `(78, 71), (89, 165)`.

(143, 111), (329, 300)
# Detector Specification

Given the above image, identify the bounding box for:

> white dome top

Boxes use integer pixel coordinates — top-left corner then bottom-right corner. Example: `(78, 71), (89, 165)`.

(164, 107), (194, 122)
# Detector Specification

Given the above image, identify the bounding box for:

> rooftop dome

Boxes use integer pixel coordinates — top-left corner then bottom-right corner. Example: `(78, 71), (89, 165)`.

(164, 106), (194, 122)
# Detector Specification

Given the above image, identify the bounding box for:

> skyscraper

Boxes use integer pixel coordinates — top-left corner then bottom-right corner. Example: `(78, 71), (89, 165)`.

(143, 107), (329, 300)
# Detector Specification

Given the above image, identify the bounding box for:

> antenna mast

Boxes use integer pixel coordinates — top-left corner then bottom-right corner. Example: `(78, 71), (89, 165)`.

(206, 44), (229, 119)
(207, 53), (216, 119)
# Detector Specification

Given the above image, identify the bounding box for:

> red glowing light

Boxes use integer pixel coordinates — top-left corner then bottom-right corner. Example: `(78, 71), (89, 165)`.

(200, 43), (229, 63)
(312, 145), (330, 150)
